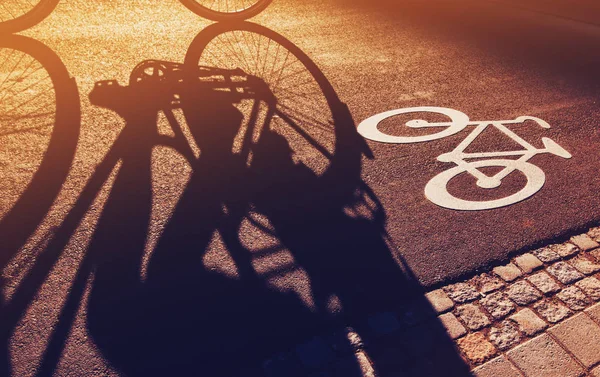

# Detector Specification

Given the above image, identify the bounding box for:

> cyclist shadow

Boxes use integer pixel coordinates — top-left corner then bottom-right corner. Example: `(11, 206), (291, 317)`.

(78, 27), (470, 377)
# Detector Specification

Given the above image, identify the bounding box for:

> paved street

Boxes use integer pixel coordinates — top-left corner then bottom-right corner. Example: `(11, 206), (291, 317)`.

(1, 0), (599, 375)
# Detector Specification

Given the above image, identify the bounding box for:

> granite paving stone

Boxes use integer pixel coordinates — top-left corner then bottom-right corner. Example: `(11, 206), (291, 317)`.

(438, 312), (467, 340)
(591, 249), (600, 263)
(549, 313), (600, 367)
(457, 332), (497, 364)
(514, 253), (543, 274)
(472, 273), (504, 294)
(570, 234), (600, 251)
(507, 334), (584, 377)
(488, 321), (521, 351)
(585, 302), (600, 322)
(506, 281), (542, 306)
(575, 277), (600, 301)
(532, 247), (561, 263)
(588, 227), (600, 242)
(557, 286), (591, 311)
(547, 262), (584, 284)
(592, 365), (600, 377)
(493, 263), (522, 282)
(480, 291), (515, 319)
(472, 356), (523, 377)
(527, 272), (561, 294)
(569, 256), (600, 275)
(443, 282), (480, 303)
(510, 309), (548, 336)
(549, 243), (579, 258)
(456, 304), (491, 330)
(533, 299), (572, 323)
(425, 289), (454, 314)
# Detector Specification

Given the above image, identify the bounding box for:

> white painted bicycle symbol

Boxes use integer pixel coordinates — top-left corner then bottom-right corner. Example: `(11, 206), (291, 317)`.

(358, 107), (572, 211)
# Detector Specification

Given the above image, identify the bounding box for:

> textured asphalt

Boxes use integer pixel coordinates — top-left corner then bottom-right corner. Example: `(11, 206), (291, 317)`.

(1, 0), (600, 375)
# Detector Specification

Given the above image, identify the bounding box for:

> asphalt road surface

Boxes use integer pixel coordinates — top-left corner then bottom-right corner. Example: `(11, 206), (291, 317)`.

(1, 0), (599, 375)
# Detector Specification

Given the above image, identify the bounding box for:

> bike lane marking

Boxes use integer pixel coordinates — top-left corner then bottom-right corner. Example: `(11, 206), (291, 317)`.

(358, 107), (572, 211)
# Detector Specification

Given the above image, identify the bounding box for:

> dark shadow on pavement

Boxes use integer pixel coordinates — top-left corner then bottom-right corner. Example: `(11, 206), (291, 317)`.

(0, 34), (80, 377)
(3, 23), (473, 377)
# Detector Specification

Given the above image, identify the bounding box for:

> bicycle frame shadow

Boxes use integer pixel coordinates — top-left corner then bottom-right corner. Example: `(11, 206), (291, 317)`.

(4, 24), (473, 377)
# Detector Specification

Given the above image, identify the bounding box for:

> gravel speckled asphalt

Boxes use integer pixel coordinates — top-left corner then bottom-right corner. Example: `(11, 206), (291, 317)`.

(1, 0), (599, 375)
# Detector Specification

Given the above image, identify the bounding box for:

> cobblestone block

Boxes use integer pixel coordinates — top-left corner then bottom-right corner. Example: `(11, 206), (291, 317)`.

(589, 227), (600, 242)
(592, 365), (600, 377)
(438, 312), (467, 340)
(456, 304), (491, 330)
(425, 289), (454, 313)
(457, 332), (497, 364)
(547, 262), (584, 284)
(569, 256), (600, 275)
(488, 321), (521, 351)
(570, 234), (599, 251)
(527, 272), (561, 294)
(507, 334), (584, 377)
(296, 337), (335, 370)
(506, 281), (542, 306)
(575, 277), (600, 301)
(473, 356), (523, 377)
(493, 263), (522, 282)
(549, 313), (600, 367)
(585, 302), (600, 322)
(532, 247), (561, 263)
(472, 273), (505, 294)
(510, 309), (548, 336)
(591, 249), (600, 263)
(514, 253), (543, 274)
(443, 282), (480, 303)
(480, 291), (515, 319)
(533, 300), (572, 324)
(549, 243), (579, 258)
(557, 286), (590, 311)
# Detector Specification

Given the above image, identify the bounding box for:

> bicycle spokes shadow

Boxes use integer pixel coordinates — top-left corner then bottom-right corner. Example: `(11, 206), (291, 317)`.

(358, 107), (572, 211)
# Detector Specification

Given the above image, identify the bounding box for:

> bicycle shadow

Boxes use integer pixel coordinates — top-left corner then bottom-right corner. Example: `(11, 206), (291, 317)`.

(79, 24), (472, 377)
(1, 24), (473, 377)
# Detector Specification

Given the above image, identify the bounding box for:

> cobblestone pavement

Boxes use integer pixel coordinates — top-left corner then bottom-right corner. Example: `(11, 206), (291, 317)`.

(256, 226), (600, 377)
